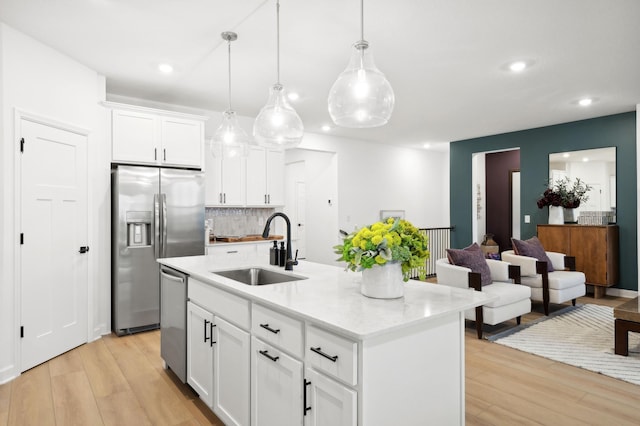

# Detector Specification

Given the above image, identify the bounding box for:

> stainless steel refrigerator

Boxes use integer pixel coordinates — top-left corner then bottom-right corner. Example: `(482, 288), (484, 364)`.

(111, 165), (204, 337)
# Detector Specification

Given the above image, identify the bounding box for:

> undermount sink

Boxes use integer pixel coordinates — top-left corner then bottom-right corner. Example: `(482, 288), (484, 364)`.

(211, 267), (307, 286)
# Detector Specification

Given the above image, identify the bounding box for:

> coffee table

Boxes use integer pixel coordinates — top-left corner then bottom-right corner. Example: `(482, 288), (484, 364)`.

(613, 297), (640, 356)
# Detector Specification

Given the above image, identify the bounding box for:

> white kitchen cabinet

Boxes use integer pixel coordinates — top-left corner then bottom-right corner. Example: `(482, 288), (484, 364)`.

(186, 301), (214, 407)
(160, 116), (204, 167)
(246, 147), (284, 206)
(251, 337), (303, 426)
(188, 278), (251, 425)
(205, 150), (245, 206)
(206, 243), (256, 259)
(108, 102), (205, 168)
(214, 316), (250, 426)
(304, 367), (357, 426)
(175, 263), (471, 426)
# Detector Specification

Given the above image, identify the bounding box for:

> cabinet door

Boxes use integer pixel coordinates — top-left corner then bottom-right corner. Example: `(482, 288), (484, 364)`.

(304, 368), (356, 426)
(112, 109), (158, 164)
(214, 316), (250, 426)
(205, 152), (224, 205)
(251, 337), (303, 426)
(266, 149), (285, 205)
(187, 302), (214, 407)
(205, 153), (245, 206)
(221, 154), (245, 205)
(246, 147), (268, 205)
(160, 117), (203, 168)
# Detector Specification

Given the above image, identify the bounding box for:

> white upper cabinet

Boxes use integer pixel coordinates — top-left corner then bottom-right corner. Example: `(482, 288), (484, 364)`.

(205, 150), (245, 206)
(160, 116), (204, 167)
(108, 102), (205, 169)
(246, 147), (285, 206)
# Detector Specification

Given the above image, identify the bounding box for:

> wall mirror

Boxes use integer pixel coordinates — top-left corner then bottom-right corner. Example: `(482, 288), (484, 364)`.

(549, 147), (616, 221)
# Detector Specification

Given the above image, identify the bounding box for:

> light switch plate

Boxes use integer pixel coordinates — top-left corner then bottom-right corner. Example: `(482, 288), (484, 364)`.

(524, 215), (531, 223)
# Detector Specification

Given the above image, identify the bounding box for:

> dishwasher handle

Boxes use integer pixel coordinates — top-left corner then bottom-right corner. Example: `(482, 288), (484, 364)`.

(160, 268), (186, 283)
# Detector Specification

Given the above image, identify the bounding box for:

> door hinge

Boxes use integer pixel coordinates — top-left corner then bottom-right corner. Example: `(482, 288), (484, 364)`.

(20, 233), (24, 245)
(20, 138), (25, 153)
(20, 326), (24, 338)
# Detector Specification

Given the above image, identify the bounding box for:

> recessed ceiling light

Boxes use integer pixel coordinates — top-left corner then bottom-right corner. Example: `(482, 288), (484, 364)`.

(578, 98), (593, 107)
(321, 125), (331, 132)
(509, 61), (527, 72)
(158, 63), (174, 74)
(582, 157), (590, 162)
(562, 153), (570, 158)
(423, 143), (431, 149)
(287, 92), (300, 101)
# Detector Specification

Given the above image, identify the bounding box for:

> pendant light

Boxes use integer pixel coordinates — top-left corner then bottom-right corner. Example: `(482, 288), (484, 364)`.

(211, 31), (250, 159)
(253, 0), (304, 149)
(328, 0), (394, 128)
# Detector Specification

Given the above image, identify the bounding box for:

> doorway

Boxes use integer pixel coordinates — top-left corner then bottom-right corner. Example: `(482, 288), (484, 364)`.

(472, 149), (521, 251)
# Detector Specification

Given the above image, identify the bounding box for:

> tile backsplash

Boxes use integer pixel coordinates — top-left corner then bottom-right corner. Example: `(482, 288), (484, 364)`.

(205, 207), (277, 238)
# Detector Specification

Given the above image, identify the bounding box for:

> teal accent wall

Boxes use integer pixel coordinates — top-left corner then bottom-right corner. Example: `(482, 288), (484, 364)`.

(450, 112), (637, 291)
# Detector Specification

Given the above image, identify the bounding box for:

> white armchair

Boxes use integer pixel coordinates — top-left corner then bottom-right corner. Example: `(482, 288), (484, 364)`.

(436, 258), (531, 339)
(501, 250), (586, 315)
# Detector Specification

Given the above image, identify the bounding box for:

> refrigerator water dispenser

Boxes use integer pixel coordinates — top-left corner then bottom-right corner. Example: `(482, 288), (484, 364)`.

(126, 211), (151, 246)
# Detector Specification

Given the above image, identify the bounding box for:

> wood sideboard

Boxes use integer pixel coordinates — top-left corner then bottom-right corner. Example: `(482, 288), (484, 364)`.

(537, 224), (619, 298)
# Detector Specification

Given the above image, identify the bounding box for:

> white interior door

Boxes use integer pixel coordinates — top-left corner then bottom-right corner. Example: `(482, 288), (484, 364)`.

(285, 161), (306, 259)
(20, 119), (88, 372)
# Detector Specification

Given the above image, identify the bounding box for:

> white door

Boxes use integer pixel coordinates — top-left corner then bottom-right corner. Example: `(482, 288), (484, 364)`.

(187, 301), (214, 407)
(304, 368), (357, 426)
(20, 119), (88, 372)
(285, 161), (306, 259)
(251, 337), (303, 426)
(214, 316), (250, 426)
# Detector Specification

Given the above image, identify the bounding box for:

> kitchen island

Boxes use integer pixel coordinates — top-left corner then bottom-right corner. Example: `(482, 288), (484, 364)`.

(158, 255), (492, 426)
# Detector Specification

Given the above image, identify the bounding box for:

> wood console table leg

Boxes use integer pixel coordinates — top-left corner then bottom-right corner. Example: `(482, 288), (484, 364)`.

(593, 286), (606, 299)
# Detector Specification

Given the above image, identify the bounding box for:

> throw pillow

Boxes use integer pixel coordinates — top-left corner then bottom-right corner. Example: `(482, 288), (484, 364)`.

(511, 236), (555, 272)
(446, 242), (492, 286)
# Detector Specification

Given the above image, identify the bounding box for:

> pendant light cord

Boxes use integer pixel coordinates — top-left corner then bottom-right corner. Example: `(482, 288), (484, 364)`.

(276, 0), (281, 84)
(227, 39), (232, 111)
(360, 0), (364, 42)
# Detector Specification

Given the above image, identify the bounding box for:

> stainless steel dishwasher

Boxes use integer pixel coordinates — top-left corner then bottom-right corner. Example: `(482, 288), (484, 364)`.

(160, 266), (187, 383)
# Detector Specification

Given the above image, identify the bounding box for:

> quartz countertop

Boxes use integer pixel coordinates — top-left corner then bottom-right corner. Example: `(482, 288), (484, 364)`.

(158, 255), (493, 340)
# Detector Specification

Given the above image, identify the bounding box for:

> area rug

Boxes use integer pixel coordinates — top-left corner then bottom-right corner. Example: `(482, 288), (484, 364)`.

(489, 304), (640, 386)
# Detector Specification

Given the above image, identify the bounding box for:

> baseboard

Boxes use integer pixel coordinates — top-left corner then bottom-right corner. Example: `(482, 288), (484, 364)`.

(587, 285), (637, 299)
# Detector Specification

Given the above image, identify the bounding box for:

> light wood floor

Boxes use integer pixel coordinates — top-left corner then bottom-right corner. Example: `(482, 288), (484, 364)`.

(1, 295), (639, 426)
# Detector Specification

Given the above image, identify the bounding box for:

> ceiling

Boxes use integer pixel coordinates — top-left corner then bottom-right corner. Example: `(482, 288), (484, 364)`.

(1, 0), (639, 149)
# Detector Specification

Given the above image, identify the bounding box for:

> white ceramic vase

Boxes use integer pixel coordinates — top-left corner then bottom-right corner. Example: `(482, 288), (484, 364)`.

(548, 206), (564, 225)
(361, 261), (404, 299)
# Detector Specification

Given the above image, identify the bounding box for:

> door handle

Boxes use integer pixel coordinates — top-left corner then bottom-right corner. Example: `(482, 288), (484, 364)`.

(161, 193), (167, 257)
(78, 246), (90, 253)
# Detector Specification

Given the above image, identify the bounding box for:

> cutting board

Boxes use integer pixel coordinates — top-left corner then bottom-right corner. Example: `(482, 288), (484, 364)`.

(214, 234), (283, 243)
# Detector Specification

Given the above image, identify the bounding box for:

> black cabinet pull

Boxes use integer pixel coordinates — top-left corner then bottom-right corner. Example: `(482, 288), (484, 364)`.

(303, 379), (312, 416)
(258, 350), (279, 362)
(78, 246), (90, 253)
(204, 319), (210, 343)
(310, 347), (338, 362)
(260, 323), (281, 334)
(210, 322), (217, 347)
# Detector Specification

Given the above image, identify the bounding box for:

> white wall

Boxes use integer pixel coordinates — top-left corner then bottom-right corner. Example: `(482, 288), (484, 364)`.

(298, 133), (450, 233)
(285, 149), (339, 265)
(0, 23), (108, 383)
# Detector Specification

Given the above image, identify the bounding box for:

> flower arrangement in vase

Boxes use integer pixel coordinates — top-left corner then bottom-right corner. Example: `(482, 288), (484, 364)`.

(537, 177), (592, 209)
(334, 217), (429, 281)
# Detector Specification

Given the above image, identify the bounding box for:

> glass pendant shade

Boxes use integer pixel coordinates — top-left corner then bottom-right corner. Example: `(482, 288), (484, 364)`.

(211, 110), (250, 158)
(253, 83), (304, 149)
(328, 41), (395, 128)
